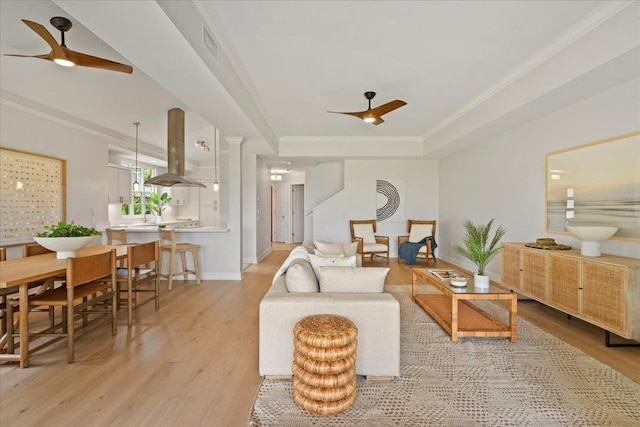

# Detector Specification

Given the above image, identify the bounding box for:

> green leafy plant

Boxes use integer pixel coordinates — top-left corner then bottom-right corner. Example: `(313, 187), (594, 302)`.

(453, 219), (506, 276)
(145, 191), (172, 216)
(36, 220), (101, 237)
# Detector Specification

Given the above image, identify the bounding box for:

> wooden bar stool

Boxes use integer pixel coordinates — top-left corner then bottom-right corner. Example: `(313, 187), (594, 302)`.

(106, 228), (128, 268)
(105, 228), (128, 245)
(158, 228), (201, 290)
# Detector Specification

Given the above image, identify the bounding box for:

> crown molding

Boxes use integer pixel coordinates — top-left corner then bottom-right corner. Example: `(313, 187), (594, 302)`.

(424, 1), (635, 139)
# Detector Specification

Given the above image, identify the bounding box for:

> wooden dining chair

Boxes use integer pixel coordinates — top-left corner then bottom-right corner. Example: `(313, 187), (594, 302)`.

(116, 241), (160, 326)
(7, 249), (117, 363)
(2, 244), (58, 345)
(349, 219), (389, 265)
(0, 247), (6, 335)
(158, 228), (201, 290)
(397, 220), (437, 266)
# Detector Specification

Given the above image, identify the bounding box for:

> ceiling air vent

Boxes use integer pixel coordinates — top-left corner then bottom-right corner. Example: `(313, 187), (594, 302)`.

(202, 26), (218, 60)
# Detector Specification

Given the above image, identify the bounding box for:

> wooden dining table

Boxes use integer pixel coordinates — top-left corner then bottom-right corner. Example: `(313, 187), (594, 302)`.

(0, 244), (128, 368)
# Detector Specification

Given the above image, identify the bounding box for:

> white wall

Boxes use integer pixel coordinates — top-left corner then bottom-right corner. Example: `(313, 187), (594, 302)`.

(256, 157), (272, 261)
(1, 103), (110, 258)
(242, 152), (257, 264)
(310, 159), (439, 256)
(439, 78), (640, 281)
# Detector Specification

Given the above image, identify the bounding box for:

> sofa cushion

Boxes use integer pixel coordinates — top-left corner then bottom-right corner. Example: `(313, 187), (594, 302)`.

(309, 254), (357, 278)
(318, 267), (389, 293)
(352, 223), (376, 244)
(285, 258), (319, 292)
(409, 224), (433, 243)
(314, 250), (345, 258)
(314, 241), (360, 265)
(314, 241), (344, 256)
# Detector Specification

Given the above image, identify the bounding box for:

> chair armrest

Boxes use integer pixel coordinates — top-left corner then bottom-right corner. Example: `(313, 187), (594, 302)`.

(375, 235), (389, 245)
(352, 237), (364, 253)
(398, 235), (409, 246)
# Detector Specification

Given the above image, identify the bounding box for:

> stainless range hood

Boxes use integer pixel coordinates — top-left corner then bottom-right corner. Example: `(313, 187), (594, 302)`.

(145, 108), (206, 188)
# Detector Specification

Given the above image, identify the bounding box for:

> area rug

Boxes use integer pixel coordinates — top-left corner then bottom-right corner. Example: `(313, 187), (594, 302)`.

(248, 285), (640, 426)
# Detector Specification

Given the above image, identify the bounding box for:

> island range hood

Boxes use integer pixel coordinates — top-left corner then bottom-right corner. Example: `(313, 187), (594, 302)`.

(145, 108), (206, 188)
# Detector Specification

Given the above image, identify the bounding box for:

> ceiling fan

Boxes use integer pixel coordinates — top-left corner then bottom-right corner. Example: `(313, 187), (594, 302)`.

(4, 17), (133, 74)
(328, 91), (406, 125)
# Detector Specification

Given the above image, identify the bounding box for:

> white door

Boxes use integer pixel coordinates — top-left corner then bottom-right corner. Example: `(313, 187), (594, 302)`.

(292, 184), (304, 243)
(274, 184), (286, 242)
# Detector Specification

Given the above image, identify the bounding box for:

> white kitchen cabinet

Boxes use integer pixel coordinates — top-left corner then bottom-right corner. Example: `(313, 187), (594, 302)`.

(169, 187), (189, 206)
(107, 166), (132, 204)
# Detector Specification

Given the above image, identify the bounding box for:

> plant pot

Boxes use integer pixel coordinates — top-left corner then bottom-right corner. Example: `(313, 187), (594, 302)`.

(34, 236), (97, 259)
(473, 273), (490, 289)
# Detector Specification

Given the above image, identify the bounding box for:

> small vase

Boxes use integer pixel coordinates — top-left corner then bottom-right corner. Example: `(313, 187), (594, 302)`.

(474, 273), (490, 288)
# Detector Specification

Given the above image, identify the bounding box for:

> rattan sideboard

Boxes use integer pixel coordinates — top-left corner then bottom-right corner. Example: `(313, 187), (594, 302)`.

(501, 242), (640, 343)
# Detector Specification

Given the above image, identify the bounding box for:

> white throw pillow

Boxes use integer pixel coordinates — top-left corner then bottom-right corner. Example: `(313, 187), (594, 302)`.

(314, 250), (345, 258)
(319, 267), (389, 293)
(272, 246), (310, 284)
(314, 241), (344, 256)
(341, 241), (358, 258)
(409, 224), (433, 243)
(353, 223), (376, 244)
(285, 258), (319, 292)
(309, 254), (356, 279)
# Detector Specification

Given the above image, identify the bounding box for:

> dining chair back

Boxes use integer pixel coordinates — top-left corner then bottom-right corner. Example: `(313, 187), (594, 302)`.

(349, 219), (389, 265)
(158, 228), (201, 290)
(116, 241), (160, 326)
(8, 249), (117, 363)
(22, 243), (53, 257)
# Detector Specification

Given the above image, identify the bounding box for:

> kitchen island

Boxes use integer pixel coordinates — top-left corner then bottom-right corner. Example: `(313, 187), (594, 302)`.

(102, 225), (238, 280)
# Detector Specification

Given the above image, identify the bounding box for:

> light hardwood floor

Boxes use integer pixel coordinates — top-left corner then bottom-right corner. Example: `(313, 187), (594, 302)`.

(1, 244), (638, 426)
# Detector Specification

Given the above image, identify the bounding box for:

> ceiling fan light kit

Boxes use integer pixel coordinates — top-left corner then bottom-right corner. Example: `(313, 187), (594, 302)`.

(328, 91), (406, 125)
(4, 16), (133, 74)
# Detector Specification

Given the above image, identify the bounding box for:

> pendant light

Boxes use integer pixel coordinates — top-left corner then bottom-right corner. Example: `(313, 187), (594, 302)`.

(213, 128), (220, 192)
(132, 122), (141, 191)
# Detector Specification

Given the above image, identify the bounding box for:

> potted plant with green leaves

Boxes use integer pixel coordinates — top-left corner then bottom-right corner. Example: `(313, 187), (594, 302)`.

(145, 191), (172, 222)
(452, 219), (506, 288)
(34, 220), (101, 259)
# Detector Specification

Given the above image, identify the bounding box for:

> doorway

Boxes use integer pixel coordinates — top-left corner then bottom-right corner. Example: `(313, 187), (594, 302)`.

(272, 183), (286, 242)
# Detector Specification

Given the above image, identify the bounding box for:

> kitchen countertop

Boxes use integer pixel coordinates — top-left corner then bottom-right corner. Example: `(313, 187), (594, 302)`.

(103, 225), (229, 233)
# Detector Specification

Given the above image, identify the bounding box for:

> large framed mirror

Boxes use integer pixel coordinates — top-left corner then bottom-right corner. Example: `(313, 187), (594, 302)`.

(545, 131), (640, 240)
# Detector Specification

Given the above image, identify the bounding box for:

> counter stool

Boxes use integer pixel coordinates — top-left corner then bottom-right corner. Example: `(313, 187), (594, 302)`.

(158, 228), (201, 290)
(105, 228), (128, 245)
(106, 228), (128, 268)
(292, 314), (358, 415)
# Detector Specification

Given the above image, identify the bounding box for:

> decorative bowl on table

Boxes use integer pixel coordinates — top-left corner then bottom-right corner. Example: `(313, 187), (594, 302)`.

(449, 275), (468, 287)
(34, 236), (97, 259)
(566, 223), (618, 257)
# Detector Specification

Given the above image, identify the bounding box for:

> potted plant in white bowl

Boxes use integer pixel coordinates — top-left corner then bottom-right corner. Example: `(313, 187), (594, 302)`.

(34, 220), (101, 259)
(452, 219), (506, 288)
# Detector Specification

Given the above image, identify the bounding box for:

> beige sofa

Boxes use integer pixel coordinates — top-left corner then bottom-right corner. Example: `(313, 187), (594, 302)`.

(259, 244), (400, 379)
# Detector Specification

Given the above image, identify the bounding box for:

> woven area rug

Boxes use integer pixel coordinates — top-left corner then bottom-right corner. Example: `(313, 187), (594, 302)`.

(249, 285), (640, 426)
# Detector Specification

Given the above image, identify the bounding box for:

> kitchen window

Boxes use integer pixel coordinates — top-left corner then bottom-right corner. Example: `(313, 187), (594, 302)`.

(121, 164), (156, 217)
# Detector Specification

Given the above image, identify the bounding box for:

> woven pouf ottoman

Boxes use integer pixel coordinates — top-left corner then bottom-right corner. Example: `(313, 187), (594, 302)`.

(292, 314), (358, 415)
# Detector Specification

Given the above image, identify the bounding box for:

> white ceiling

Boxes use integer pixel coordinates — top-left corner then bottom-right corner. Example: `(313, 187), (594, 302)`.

(1, 1), (638, 171)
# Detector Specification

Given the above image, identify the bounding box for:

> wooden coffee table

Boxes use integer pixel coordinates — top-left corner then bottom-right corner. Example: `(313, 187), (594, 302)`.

(412, 268), (517, 342)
